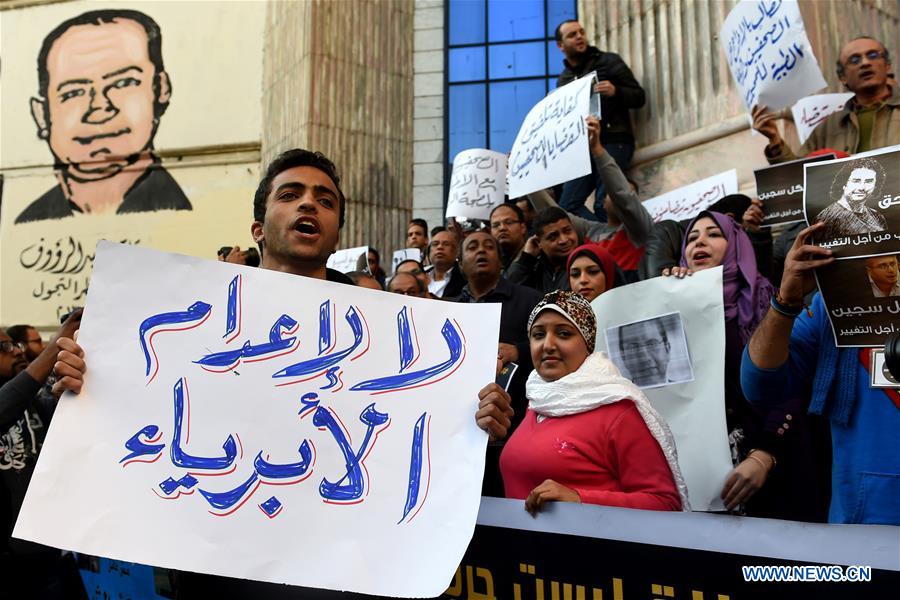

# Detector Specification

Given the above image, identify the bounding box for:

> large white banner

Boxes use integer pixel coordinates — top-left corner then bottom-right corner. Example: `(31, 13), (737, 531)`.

(591, 267), (732, 512)
(446, 149), (508, 220)
(641, 170), (739, 223)
(791, 92), (854, 145)
(508, 76), (594, 199)
(721, 0), (826, 111)
(14, 242), (501, 598)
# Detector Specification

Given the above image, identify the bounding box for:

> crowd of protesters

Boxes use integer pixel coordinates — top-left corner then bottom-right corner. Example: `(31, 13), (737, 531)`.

(2, 16), (898, 599)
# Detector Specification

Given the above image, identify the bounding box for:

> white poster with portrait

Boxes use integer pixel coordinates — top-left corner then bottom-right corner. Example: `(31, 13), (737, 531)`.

(591, 267), (732, 512)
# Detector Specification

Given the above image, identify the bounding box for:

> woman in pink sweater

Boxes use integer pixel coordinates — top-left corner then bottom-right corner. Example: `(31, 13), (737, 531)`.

(499, 291), (690, 515)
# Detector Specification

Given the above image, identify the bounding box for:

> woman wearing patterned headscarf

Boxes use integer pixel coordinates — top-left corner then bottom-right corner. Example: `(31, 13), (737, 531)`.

(499, 291), (689, 514)
(666, 211), (796, 517)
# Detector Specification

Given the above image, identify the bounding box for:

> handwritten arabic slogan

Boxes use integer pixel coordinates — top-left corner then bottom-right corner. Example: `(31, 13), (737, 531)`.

(591, 267), (732, 512)
(814, 256), (900, 348)
(721, 0), (826, 112)
(507, 76), (594, 199)
(326, 246), (368, 274)
(641, 170), (738, 223)
(14, 242), (501, 598)
(791, 93), (854, 146)
(803, 145), (900, 260)
(447, 150), (508, 220)
(754, 154), (834, 227)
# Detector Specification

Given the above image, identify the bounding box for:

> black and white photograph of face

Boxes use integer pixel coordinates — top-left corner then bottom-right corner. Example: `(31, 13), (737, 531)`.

(605, 312), (694, 389)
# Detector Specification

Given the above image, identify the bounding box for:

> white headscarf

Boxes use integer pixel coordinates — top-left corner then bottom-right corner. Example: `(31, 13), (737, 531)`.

(526, 351), (691, 511)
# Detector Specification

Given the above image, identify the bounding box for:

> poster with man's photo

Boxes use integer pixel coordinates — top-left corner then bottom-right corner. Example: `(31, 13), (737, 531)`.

(604, 312), (694, 389)
(754, 153), (834, 227)
(814, 254), (900, 347)
(803, 145), (900, 259)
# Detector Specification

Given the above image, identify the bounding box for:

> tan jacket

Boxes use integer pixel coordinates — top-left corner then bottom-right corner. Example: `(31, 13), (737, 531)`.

(765, 86), (900, 164)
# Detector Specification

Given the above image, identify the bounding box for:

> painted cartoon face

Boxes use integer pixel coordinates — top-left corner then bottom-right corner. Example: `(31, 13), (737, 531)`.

(42, 19), (166, 179)
(529, 310), (590, 381)
(842, 168), (877, 204)
(684, 217), (728, 272)
(254, 165), (342, 270)
(568, 255), (607, 302)
(618, 320), (670, 387)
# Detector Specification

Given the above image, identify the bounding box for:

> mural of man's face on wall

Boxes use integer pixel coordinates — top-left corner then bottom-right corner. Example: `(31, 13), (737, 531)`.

(15, 9), (191, 224)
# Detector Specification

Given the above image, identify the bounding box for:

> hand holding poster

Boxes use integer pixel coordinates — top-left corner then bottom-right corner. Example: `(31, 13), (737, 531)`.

(791, 93), (854, 145)
(754, 154), (834, 226)
(641, 170), (738, 223)
(507, 76), (594, 199)
(14, 242), (501, 597)
(721, 0), (827, 111)
(591, 267), (732, 512)
(446, 150), (508, 220)
(326, 245), (368, 274)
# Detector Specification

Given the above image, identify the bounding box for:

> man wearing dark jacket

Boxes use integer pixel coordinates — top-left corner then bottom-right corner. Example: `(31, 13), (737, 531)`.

(555, 19), (645, 223)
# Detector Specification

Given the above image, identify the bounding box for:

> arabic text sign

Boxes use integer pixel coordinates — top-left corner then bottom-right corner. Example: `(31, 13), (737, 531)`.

(754, 154), (834, 226)
(508, 76), (594, 199)
(326, 245), (368, 274)
(447, 150), (508, 220)
(721, 0), (826, 111)
(814, 256), (900, 348)
(392, 248), (421, 273)
(641, 170), (738, 223)
(803, 145), (900, 259)
(791, 93), (854, 145)
(591, 267), (732, 512)
(14, 242), (501, 598)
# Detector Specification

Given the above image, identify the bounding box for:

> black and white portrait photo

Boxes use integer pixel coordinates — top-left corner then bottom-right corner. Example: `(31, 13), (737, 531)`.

(605, 312), (694, 389)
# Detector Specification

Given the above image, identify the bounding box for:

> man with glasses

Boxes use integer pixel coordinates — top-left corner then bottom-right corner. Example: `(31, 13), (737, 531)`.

(5, 325), (44, 364)
(866, 255), (900, 298)
(425, 228), (467, 298)
(489, 203), (527, 277)
(753, 36), (898, 162)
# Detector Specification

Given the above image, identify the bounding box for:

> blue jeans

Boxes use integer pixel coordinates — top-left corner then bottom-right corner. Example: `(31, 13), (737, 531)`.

(559, 142), (634, 223)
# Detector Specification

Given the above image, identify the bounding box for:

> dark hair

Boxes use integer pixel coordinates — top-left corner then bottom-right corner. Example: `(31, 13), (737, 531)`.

(396, 258), (425, 273)
(829, 157), (885, 203)
(618, 319), (668, 353)
(408, 218), (428, 235)
(388, 271), (425, 294)
(368, 247), (380, 262)
(836, 36), (891, 77)
(533, 206), (571, 238)
(708, 194), (752, 221)
(489, 202), (526, 223)
(347, 271), (382, 289)
(430, 226), (447, 237)
(554, 19), (579, 43)
(253, 148), (346, 228)
(37, 10), (168, 115)
(5, 325), (33, 344)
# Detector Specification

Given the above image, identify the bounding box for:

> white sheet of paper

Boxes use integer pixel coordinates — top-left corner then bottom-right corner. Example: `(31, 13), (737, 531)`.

(326, 245), (368, 274)
(591, 267), (732, 512)
(641, 170), (739, 223)
(14, 242), (500, 598)
(446, 149), (508, 220)
(391, 248), (421, 273)
(791, 92), (854, 145)
(721, 0), (827, 112)
(507, 76), (594, 199)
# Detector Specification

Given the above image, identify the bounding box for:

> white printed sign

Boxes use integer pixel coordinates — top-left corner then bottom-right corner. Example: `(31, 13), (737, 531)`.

(392, 248), (422, 273)
(14, 242), (501, 598)
(791, 92), (854, 145)
(721, 0), (827, 111)
(326, 245), (368, 274)
(591, 267), (732, 512)
(447, 149), (508, 220)
(642, 170), (739, 223)
(508, 76), (594, 199)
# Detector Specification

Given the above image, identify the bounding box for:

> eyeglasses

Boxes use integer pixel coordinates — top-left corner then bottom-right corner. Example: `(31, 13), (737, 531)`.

(621, 339), (666, 352)
(0, 341), (25, 354)
(845, 50), (886, 66)
(490, 219), (521, 229)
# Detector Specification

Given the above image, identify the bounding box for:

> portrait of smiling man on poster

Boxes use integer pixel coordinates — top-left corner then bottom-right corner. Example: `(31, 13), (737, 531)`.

(16, 9), (191, 223)
(814, 157), (885, 239)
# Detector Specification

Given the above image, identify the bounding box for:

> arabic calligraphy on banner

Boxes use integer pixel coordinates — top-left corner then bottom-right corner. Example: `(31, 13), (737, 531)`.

(14, 241), (500, 597)
(803, 145), (900, 259)
(754, 153), (834, 227)
(507, 76), (594, 199)
(791, 93), (854, 145)
(641, 170), (739, 223)
(721, 0), (826, 112)
(446, 149), (508, 220)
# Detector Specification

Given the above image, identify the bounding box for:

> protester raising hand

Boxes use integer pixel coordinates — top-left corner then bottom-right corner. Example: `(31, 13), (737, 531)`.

(751, 104), (783, 148)
(741, 198), (765, 232)
(585, 115), (605, 157)
(777, 221), (834, 305)
(52, 335), (86, 396)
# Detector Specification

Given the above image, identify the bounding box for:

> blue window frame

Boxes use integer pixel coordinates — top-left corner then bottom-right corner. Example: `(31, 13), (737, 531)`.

(445, 0), (577, 201)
